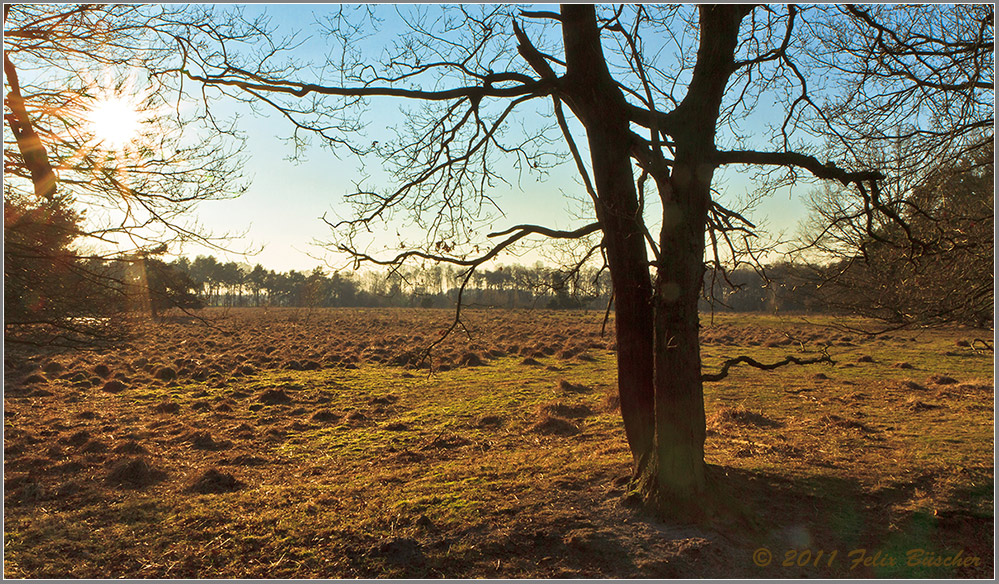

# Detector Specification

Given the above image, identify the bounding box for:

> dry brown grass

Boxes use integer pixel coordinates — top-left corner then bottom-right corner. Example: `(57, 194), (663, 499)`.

(3, 309), (993, 578)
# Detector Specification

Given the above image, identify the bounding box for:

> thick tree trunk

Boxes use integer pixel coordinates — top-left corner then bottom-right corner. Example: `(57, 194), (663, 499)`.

(560, 5), (656, 464)
(595, 147), (656, 466)
(632, 5), (750, 517)
(634, 161), (712, 517)
(558, 4), (751, 519)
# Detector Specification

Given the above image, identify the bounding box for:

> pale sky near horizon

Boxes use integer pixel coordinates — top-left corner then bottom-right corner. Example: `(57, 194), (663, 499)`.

(178, 4), (818, 273)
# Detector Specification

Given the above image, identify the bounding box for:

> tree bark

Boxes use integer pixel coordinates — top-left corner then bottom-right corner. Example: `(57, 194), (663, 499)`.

(634, 162), (711, 516)
(560, 4), (752, 519)
(638, 5), (751, 516)
(4, 53), (57, 200)
(560, 5), (656, 464)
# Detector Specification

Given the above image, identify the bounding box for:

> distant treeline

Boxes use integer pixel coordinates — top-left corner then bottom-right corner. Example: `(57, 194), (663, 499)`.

(141, 254), (837, 314)
(6, 178), (987, 330)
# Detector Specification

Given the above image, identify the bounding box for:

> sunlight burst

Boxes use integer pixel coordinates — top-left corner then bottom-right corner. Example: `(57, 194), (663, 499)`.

(86, 95), (141, 150)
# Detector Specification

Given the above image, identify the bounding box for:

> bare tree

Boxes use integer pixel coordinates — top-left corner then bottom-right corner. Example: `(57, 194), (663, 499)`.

(181, 4), (993, 518)
(801, 143), (994, 330)
(4, 4), (260, 342)
(795, 4), (994, 332)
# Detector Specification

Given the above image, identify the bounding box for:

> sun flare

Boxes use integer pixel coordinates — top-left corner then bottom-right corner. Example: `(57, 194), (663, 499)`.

(86, 96), (141, 150)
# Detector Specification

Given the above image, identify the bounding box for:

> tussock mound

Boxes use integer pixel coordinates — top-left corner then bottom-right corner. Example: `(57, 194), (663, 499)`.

(42, 361), (64, 375)
(257, 388), (292, 405)
(346, 411), (368, 422)
(153, 401), (181, 414)
(536, 402), (592, 420)
(80, 439), (108, 453)
(558, 380), (592, 393)
(232, 423), (255, 438)
(101, 380), (127, 393)
(458, 352), (485, 367)
(819, 414), (872, 432)
(61, 430), (92, 447)
(955, 380), (993, 392)
(894, 379), (927, 392)
(187, 468), (244, 494)
(390, 350), (423, 368)
(228, 365), (249, 377)
(371, 537), (425, 566)
(927, 374), (959, 385)
(107, 458), (166, 489)
(906, 399), (942, 412)
(311, 410), (340, 423)
(475, 415), (504, 428)
(61, 370), (88, 383)
(557, 346), (583, 359)
(708, 407), (783, 429)
(185, 431), (231, 451)
(529, 415), (579, 436)
(113, 440), (148, 455)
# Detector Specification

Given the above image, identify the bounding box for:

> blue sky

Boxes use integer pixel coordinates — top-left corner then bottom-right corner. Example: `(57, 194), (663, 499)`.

(184, 4), (818, 272)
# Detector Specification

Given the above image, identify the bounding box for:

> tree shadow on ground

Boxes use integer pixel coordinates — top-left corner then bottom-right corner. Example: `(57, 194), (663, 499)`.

(695, 464), (994, 578)
(338, 462), (991, 579)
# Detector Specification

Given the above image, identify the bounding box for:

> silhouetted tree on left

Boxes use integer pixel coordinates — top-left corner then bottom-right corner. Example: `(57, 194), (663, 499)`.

(3, 191), (114, 344)
(3, 4), (255, 343)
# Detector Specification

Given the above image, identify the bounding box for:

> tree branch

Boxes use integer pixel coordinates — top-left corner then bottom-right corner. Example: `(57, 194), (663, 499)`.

(3, 53), (57, 200)
(181, 68), (548, 102)
(512, 19), (558, 80)
(712, 149), (884, 185)
(701, 352), (834, 382)
(335, 221), (601, 270)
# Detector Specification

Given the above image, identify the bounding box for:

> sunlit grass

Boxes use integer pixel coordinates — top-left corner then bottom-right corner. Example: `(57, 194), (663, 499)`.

(3, 310), (992, 577)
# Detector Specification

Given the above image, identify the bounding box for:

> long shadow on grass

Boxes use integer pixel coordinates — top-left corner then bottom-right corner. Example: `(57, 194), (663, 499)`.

(703, 464), (994, 578)
(351, 463), (992, 578)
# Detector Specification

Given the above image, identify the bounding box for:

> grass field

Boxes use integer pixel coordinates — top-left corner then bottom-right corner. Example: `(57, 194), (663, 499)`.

(3, 308), (994, 578)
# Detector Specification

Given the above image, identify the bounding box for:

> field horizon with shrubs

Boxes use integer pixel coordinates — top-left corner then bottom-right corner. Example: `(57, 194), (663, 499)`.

(3, 307), (993, 578)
